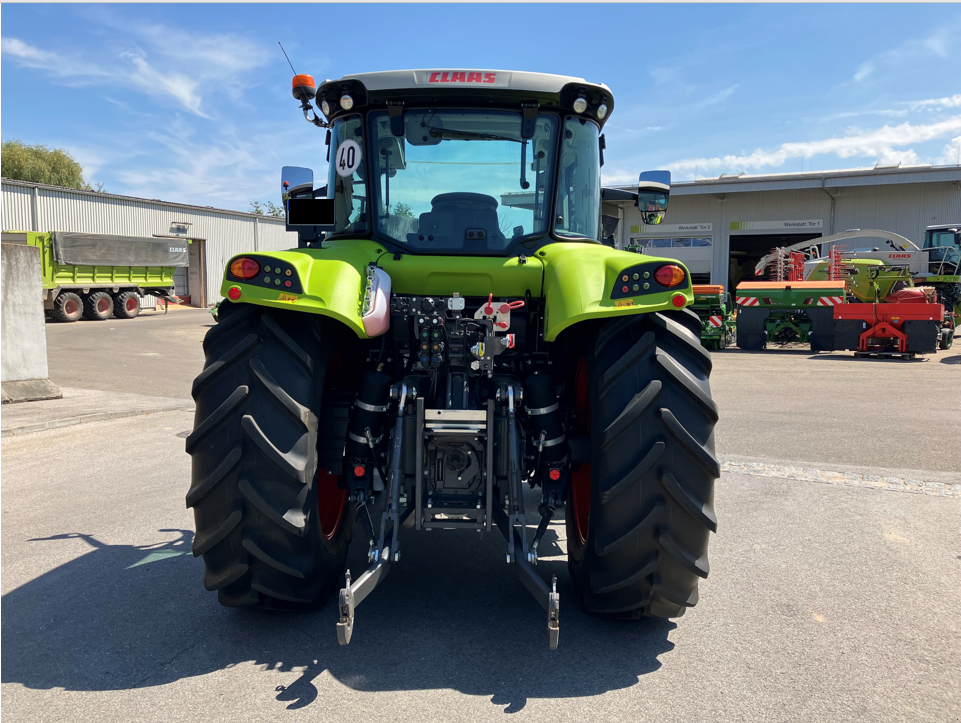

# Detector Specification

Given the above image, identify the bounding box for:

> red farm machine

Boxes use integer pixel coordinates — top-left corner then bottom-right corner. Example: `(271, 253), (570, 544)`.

(736, 228), (957, 357)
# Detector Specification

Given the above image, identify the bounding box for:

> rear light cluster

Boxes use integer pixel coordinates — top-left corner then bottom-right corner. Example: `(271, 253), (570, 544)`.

(226, 256), (304, 295)
(610, 262), (689, 302)
(655, 264), (686, 287)
(230, 257), (261, 279)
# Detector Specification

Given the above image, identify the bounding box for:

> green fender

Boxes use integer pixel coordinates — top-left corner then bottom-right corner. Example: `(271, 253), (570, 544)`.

(220, 241), (388, 338)
(536, 242), (693, 341)
(221, 239), (692, 341)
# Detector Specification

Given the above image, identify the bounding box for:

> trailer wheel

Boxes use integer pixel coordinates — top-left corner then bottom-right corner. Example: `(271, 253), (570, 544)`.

(186, 301), (353, 609)
(566, 310), (719, 619)
(113, 291), (141, 319)
(83, 291), (113, 321)
(50, 292), (83, 323)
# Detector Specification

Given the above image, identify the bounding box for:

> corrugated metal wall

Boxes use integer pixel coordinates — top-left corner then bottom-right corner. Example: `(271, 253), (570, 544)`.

(2, 183), (35, 229)
(2, 180), (297, 306)
(621, 180), (961, 288)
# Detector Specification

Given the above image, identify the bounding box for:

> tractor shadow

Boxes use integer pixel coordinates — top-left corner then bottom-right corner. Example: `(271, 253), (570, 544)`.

(1, 522), (675, 713)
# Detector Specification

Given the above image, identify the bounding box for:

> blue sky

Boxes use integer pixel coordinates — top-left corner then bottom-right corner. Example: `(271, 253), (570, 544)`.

(2, 4), (960, 212)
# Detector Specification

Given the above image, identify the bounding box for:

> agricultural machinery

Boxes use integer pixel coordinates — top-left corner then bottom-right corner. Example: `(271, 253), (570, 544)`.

(690, 285), (736, 349)
(185, 69), (719, 649)
(735, 227), (959, 354)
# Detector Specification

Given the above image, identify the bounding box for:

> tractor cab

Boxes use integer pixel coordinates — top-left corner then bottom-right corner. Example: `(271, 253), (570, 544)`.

(284, 69), (668, 254)
(921, 224), (961, 275)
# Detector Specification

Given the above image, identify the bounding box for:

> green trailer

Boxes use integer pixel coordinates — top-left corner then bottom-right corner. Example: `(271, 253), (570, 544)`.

(1, 231), (185, 322)
(691, 284), (735, 349)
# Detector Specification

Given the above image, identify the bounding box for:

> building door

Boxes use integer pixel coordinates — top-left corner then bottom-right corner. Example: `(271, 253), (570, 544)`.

(173, 265), (189, 300)
(186, 239), (207, 307)
(729, 233), (821, 289)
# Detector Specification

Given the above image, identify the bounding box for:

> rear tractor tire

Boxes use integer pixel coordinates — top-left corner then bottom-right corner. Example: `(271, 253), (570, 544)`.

(566, 308), (719, 619)
(113, 291), (141, 319)
(186, 300), (353, 609)
(51, 292), (83, 323)
(83, 291), (113, 321)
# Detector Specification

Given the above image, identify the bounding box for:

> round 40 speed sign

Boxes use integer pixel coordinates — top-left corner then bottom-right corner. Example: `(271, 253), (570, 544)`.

(335, 139), (362, 178)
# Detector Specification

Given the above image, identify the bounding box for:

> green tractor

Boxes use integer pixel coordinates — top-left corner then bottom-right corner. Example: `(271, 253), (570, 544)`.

(185, 69), (719, 649)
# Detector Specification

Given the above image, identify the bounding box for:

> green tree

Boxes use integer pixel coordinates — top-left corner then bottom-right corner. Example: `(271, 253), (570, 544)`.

(1, 140), (95, 190)
(248, 200), (285, 217)
(392, 202), (414, 217)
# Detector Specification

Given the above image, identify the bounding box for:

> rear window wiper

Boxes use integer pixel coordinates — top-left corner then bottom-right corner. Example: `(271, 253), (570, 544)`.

(425, 126), (523, 143)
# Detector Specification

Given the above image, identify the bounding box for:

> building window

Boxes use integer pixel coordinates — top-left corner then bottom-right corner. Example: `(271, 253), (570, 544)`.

(631, 236), (712, 248)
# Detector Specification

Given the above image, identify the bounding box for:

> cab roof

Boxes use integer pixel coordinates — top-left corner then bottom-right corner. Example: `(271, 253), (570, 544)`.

(315, 69), (614, 127)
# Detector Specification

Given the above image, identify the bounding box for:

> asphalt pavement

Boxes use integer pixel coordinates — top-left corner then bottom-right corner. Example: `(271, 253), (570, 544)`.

(1, 310), (959, 722)
(43, 306), (210, 400)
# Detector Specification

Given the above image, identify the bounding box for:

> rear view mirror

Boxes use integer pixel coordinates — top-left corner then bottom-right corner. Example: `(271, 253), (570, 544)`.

(282, 166), (314, 202)
(638, 170), (670, 225)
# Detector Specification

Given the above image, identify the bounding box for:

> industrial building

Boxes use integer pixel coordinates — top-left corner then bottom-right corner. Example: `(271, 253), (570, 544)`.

(1, 178), (295, 308)
(603, 165), (961, 291)
(5, 165), (960, 304)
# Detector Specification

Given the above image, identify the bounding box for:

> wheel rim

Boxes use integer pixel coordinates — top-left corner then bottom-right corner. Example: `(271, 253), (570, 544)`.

(64, 299), (79, 316)
(317, 467), (347, 540)
(125, 297), (138, 312)
(97, 298), (110, 314)
(570, 357), (591, 545)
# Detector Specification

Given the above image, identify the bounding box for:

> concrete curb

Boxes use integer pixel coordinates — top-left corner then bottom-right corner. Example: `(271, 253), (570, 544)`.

(1, 404), (194, 438)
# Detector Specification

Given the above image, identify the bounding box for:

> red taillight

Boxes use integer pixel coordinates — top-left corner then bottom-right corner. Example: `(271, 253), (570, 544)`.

(227, 286), (242, 301)
(654, 264), (686, 287)
(353, 465), (365, 477)
(230, 257), (261, 280)
(671, 293), (687, 308)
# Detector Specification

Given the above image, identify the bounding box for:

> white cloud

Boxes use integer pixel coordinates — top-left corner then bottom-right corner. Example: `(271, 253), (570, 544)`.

(935, 135), (961, 166)
(124, 53), (205, 117)
(126, 21), (271, 73)
(853, 23), (957, 82)
(2, 20), (272, 119)
(853, 62), (874, 82)
(693, 84), (738, 110)
(664, 115), (961, 173)
(905, 94), (961, 112)
(100, 116), (320, 209)
(2, 37), (208, 117)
